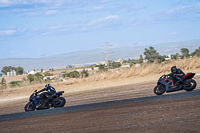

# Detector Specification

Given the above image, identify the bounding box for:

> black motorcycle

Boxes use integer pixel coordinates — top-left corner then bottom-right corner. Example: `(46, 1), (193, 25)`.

(154, 73), (197, 95)
(24, 90), (66, 112)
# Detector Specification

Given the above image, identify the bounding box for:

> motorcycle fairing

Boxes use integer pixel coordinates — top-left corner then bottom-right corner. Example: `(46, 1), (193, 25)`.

(158, 80), (182, 92)
(181, 73), (195, 80)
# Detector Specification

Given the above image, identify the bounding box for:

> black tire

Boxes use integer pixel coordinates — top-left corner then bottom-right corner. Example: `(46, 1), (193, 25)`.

(25, 102), (36, 112)
(154, 84), (166, 95)
(183, 79), (197, 91)
(53, 97), (66, 108)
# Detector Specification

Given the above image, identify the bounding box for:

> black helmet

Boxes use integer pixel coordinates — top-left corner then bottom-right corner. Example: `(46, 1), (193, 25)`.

(171, 66), (177, 73)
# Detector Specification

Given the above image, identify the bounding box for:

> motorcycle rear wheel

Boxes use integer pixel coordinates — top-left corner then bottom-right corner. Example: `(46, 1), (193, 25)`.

(53, 97), (66, 108)
(154, 84), (166, 95)
(183, 79), (197, 91)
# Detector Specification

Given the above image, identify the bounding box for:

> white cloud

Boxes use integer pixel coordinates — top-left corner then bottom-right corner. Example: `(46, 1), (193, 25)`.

(84, 15), (120, 31)
(45, 10), (60, 16)
(104, 15), (119, 20)
(93, 6), (104, 10)
(34, 15), (121, 35)
(0, 30), (16, 36)
(0, 27), (28, 40)
(148, 3), (200, 23)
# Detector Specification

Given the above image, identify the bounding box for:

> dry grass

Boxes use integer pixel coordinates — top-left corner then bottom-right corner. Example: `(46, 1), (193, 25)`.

(79, 56), (200, 83)
(0, 57), (200, 98)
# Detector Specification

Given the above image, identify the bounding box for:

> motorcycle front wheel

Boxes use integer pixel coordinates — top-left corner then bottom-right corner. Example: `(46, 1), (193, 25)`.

(24, 102), (36, 112)
(154, 84), (166, 95)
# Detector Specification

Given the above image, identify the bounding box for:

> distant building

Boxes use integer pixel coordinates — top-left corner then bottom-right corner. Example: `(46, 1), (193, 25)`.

(143, 59), (148, 63)
(165, 54), (172, 60)
(7, 70), (16, 76)
(121, 63), (130, 68)
(115, 59), (124, 64)
(67, 65), (73, 68)
(101, 61), (108, 66)
(76, 67), (99, 72)
(135, 64), (141, 67)
(28, 70), (41, 75)
(43, 76), (55, 80)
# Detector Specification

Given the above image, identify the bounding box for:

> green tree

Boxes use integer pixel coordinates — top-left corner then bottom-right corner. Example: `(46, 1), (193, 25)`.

(112, 62), (121, 68)
(171, 53), (179, 59)
(181, 48), (190, 58)
(35, 72), (44, 81)
(144, 46), (161, 63)
(67, 71), (80, 78)
(191, 52), (196, 57)
(0, 77), (7, 89)
(10, 81), (22, 87)
(95, 64), (105, 70)
(1, 77), (6, 85)
(16, 67), (24, 75)
(1, 66), (16, 74)
(195, 47), (200, 57)
(27, 74), (35, 82)
(181, 48), (189, 55)
(160, 55), (166, 62)
(138, 55), (143, 64)
(80, 69), (89, 78)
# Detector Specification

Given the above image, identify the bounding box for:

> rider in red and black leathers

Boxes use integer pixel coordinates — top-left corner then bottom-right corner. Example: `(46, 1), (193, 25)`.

(167, 66), (185, 83)
(36, 84), (56, 106)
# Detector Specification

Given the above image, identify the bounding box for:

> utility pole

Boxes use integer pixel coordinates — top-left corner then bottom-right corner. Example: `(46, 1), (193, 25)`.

(103, 42), (113, 69)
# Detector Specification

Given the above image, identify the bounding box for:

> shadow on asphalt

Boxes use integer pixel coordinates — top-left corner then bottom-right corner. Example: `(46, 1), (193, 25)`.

(1, 89), (200, 121)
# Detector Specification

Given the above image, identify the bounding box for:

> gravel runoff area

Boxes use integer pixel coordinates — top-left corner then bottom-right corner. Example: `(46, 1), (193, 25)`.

(0, 76), (200, 133)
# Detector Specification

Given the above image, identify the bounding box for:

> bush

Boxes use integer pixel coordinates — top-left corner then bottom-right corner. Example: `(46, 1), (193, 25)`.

(35, 72), (43, 77)
(0, 77), (7, 89)
(10, 81), (22, 87)
(44, 77), (52, 83)
(43, 71), (53, 76)
(27, 74), (35, 82)
(62, 73), (68, 78)
(112, 62), (121, 68)
(67, 71), (80, 78)
(35, 72), (44, 81)
(80, 70), (89, 78)
(1, 77), (6, 84)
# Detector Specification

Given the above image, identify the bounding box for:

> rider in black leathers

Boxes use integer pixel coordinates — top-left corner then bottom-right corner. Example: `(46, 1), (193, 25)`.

(167, 66), (185, 84)
(36, 84), (56, 107)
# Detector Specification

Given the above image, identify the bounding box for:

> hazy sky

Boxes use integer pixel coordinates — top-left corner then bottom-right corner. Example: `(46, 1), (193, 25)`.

(0, 0), (200, 58)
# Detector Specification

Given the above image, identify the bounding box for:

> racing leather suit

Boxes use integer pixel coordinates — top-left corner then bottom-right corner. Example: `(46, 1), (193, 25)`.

(37, 86), (56, 106)
(167, 68), (185, 82)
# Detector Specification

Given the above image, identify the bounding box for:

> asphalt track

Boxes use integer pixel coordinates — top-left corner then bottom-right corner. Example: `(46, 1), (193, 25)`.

(1, 89), (200, 121)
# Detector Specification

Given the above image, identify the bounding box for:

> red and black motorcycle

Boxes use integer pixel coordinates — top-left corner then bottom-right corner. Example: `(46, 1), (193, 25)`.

(154, 73), (197, 95)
